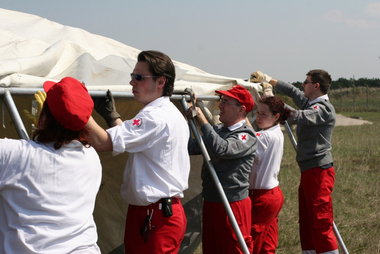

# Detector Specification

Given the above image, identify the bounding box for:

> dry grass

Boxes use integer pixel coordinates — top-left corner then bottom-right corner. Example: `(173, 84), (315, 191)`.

(194, 112), (380, 253)
(277, 112), (380, 254)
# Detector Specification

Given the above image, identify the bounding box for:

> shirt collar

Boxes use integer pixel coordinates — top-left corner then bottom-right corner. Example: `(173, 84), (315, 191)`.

(141, 96), (170, 111)
(62, 140), (83, 148)
(147, 96), (169, 106)
(224, 119), (246, 131)
(309, 94), (329, 105)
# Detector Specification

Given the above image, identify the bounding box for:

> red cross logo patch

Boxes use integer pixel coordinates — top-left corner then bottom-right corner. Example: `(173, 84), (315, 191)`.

(239, 133), (249, 143)
(131, 118), (142, 128)
(313, 105), (319, 110)
(256, 132), (261, 137)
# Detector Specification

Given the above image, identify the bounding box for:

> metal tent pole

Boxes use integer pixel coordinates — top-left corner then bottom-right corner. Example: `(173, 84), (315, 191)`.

(180, 97), (250, 254)
(2, 91), (30, 140)
(284, 121), (349, 254)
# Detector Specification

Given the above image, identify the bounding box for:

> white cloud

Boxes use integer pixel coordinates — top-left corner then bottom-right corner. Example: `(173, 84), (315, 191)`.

(365, 2), (380, 18)
(323, 6), (380, 30)
(322, 10), (344, 23)
(344, 18), (379, 29)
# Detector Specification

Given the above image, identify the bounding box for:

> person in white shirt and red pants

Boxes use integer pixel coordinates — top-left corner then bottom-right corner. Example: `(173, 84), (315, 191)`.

(247, 96), (292, 254)
(87, 50), (191, 254)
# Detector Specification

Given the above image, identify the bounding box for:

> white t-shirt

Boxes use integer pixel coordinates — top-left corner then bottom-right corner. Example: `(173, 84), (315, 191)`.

(0, 139), (102, 254)
(249, 124), (284, 189)
(107, 96), (190, 206)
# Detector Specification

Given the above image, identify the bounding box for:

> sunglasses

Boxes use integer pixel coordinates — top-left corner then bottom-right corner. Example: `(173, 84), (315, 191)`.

(219, 98), (241, 107)
(130, 73), (157, 81)
(303, 80), (314, 85)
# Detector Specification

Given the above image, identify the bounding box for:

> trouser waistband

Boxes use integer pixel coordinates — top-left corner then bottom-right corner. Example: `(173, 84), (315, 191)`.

(249, 186), (281, 196)
(130, 197), (181, 211)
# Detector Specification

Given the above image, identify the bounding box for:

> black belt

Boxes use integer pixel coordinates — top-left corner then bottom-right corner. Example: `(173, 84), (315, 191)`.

(131, 197), (180, 217)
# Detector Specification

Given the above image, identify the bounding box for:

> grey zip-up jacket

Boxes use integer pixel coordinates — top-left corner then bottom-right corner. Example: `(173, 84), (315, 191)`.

(188, 122), (257, 202)
(275, 80), (336, 172)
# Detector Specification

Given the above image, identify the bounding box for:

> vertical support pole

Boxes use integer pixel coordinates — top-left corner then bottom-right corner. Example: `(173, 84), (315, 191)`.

(352, 76), (356, 110)
(365, 84), (369, 109)
(3, 90), (30, 140)
(353, 85), (356, 110)
(339, 85), (343, 111)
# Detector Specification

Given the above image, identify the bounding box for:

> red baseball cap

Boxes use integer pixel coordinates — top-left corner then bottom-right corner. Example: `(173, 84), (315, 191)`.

(215, 85), (255, 113)
(44, 77), (94, 131)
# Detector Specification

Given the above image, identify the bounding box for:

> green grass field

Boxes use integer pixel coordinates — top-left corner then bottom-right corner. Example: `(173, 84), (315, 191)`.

(329, 87), (380, 112)
(195, 111), (380, 253)
(277, 112), (380, 253)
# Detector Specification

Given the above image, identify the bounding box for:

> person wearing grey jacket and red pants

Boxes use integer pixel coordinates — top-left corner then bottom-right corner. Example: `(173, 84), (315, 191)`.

(251, 70), (338, 254)
(187, 85), (257, 254)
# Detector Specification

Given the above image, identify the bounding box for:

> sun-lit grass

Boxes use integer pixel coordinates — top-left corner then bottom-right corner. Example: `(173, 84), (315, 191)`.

(329, 87), (380, 112)
(194, 112), (380, 254)
(277, 112), (380, 254)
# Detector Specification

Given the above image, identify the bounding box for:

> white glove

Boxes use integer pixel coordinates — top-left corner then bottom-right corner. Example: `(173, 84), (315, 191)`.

(250, 71), (272, 83)
(261, 83), (274, 97)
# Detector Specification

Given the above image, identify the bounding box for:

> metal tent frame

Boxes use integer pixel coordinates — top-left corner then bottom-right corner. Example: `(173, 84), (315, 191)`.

(1, 88), (347, 253)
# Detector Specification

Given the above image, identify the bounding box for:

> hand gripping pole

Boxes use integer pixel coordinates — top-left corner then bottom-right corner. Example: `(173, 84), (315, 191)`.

(284, 121), (349, 254)
(181, 96), (250, 254)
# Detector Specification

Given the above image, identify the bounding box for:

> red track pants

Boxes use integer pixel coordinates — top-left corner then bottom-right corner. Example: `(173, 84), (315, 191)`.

(249, 186), (284, 254)
(299, 167), (338, 253)
(202, 197), (253, 254)
(124, 198), (187, 254)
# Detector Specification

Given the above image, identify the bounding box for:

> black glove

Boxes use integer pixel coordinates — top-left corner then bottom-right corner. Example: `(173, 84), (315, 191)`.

(93, 90), (121, 127)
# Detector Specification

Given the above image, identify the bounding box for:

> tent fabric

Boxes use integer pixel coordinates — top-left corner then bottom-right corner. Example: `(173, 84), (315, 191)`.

(0, 8), (261, 253)
(0, 8), (261, 96)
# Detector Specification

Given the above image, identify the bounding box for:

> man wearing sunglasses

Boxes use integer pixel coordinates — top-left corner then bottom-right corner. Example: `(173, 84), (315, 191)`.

(251, 70), (338, 254)
(87, 50), (190, 254)
(187, 85), (257, 254)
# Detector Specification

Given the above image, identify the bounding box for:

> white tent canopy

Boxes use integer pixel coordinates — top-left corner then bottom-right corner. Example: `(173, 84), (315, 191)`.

(0, 8), (260, 95)
(0, 8), (261, 254)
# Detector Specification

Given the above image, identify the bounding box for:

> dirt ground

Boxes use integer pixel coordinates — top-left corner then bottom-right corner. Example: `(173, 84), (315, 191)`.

(335, 114), (372, 126)
(281, 114), (372, 133)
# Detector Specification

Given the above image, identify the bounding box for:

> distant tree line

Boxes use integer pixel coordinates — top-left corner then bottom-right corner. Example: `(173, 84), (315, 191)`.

(292, 77), (380, 90)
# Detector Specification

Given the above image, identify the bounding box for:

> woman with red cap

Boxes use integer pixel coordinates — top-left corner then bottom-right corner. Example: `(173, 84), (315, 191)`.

(0, 77), (102, 253)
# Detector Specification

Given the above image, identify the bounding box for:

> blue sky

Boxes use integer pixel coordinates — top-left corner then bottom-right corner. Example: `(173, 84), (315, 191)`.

(1, 0), (380, 83)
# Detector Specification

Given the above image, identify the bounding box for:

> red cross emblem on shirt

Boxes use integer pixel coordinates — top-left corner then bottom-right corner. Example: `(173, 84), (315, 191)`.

(313, 105), (319, 110)
(239, 133), (248, 143)
(132, 118), (142, 127)
(256, 133), (261, 137)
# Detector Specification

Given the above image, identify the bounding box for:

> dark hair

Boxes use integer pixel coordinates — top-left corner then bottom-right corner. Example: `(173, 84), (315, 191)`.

(137, 50), (176, 97)
(32, 101), (91, 150)
(306, 69), (332, 94)
(259, 96), (292, 125)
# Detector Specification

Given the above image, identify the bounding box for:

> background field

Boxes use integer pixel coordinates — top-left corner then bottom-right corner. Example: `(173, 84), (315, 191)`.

(195, 110), (380, 254)
(329, 87), (380, 112)
(277, 111), (380, 253)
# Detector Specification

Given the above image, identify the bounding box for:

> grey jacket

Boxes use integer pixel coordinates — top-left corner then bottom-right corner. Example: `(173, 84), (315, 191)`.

(188, 122), (257, 202)
(276, 80), (336, 172)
